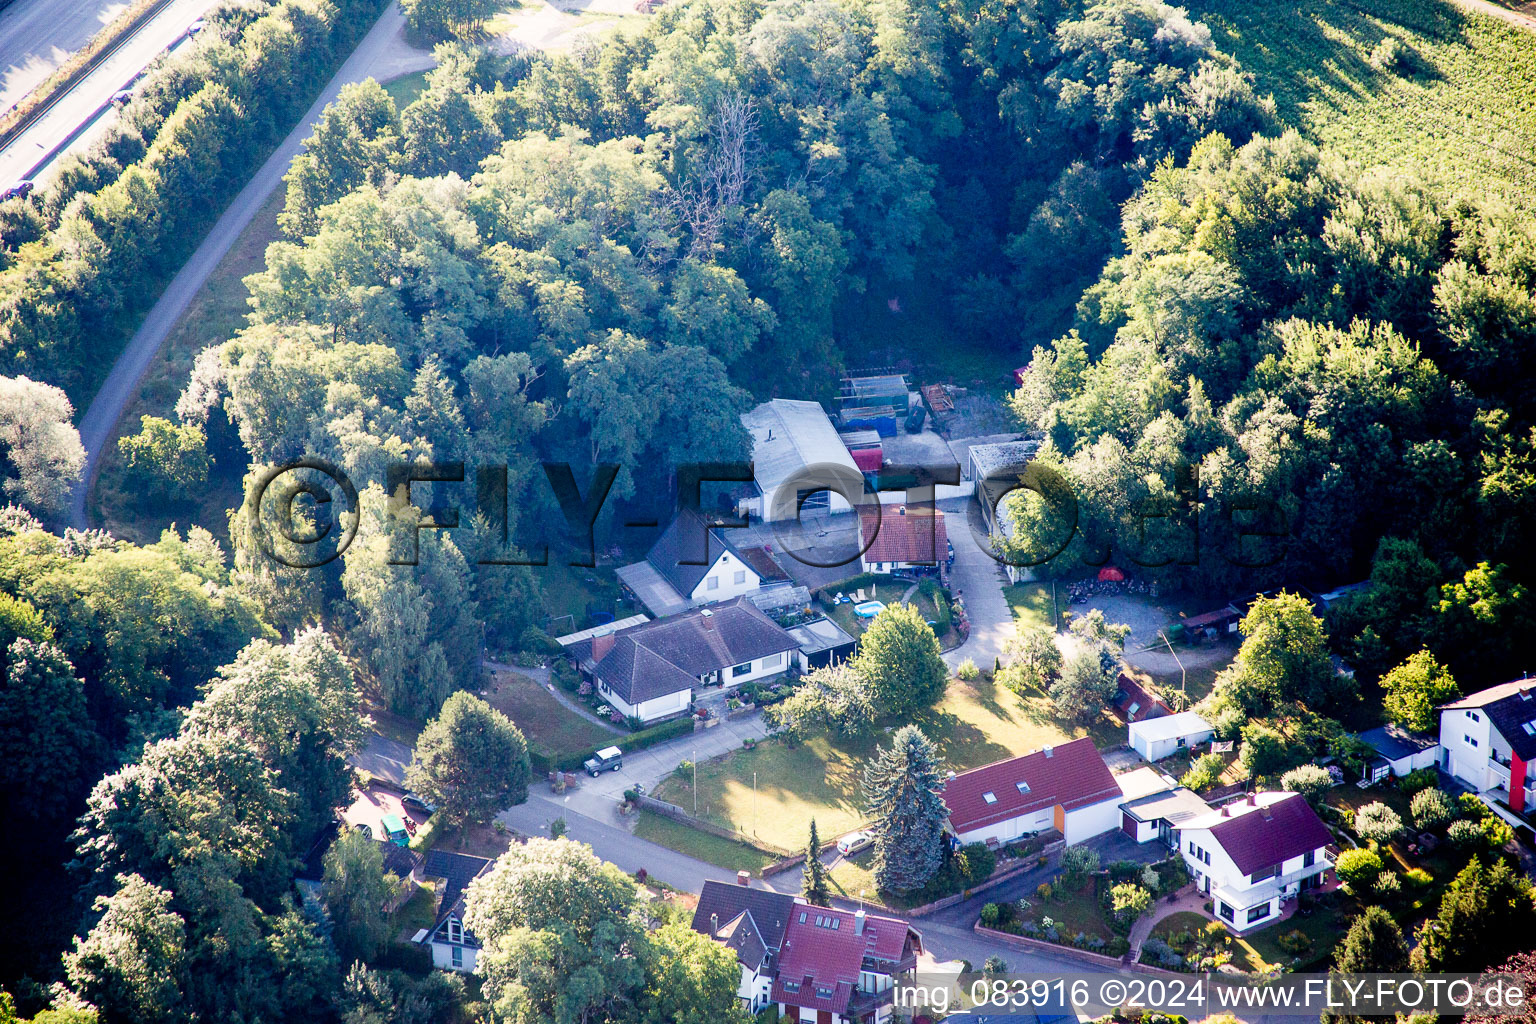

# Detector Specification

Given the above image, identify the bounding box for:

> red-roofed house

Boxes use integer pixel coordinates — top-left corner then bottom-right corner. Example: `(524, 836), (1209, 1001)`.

(773, 904), (922, 1024)
(858, 505), (947, 574)
(691, 881), (921, 1024)
(1177, 792), (1334, 933)
(940, 737), (1123, 847)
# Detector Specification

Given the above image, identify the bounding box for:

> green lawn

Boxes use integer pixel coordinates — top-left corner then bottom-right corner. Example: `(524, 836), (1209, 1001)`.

(1028, 879), (1116, 942)
(1149, 911), (1210, 946)
(482, 669), (616, 759)
(1189, 0), (1536, 210)
(538, 563), (639, 635)
(1004, 581), (1063, 633)
(1236, 903), (1349, 972)
(651, 674), (1113, 851)
(382, 70), (430, 107)
(632, 811), (776, 874)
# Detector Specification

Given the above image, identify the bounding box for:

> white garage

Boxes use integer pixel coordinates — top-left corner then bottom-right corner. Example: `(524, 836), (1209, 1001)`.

(1129, 711), (1215, 762)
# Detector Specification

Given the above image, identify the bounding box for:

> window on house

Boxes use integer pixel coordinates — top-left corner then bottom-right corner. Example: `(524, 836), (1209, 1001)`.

(448, 919), (462, 943)
(451, 945), (463, 968)
(1015, 781), (1031, 794)
(733, 663), (752, 677)
(707, 576), (719, 590)
(1219, 902), (1234, 922)
(735, 570), (747, 584)
(982, 792), (997, 804)
(1465, 736), (1479, 747)
(1304, 850), (1316, 868)
(1523, 722), (1536, 735)
(1470, 712), (1481, 722)
(1247, 904), (1272, 923)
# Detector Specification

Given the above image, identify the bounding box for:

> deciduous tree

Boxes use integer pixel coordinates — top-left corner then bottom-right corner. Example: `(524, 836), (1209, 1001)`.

(407, 692), (530, 828)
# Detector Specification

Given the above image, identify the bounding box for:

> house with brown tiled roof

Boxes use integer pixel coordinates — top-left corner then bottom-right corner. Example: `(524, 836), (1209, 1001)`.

(858, 504), (947, 574)
(691, 880), (922, 1024)
(940, 737), (1123, 847)
(1177, 792), (1333, 933)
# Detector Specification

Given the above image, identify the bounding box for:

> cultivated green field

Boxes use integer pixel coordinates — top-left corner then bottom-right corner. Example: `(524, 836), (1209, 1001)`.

(1191, 0), (1536, 208)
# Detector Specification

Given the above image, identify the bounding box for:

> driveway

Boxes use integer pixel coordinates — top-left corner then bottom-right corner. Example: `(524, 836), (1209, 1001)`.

(939, 497), (1015, 670)
(543, 710), (770, 821)
(350, 731), (412, 788)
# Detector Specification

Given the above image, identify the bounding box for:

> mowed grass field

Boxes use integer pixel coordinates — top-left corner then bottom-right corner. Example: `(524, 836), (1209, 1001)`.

(1190, 0), (1536, 207)
(650, 674), (1120, 851)
(481, 669), (617, 759)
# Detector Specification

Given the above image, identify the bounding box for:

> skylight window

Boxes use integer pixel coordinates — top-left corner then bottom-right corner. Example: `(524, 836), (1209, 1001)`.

(982, 791), (997, 804)
(1015, 781), (1031, 794)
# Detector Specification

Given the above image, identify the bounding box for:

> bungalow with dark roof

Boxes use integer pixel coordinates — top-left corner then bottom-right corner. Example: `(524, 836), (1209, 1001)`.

(564, 597), (800, 722)
(940, 737), (1123, 847)
(691, 880), (923, 1024)
(1177, 792), (1333, 933)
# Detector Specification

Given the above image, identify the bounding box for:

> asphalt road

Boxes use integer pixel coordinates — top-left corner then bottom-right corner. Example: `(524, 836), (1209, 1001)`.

(69, 2), (409, 528)
(0, 0), (127, 112)
(0, 0), (222, 186)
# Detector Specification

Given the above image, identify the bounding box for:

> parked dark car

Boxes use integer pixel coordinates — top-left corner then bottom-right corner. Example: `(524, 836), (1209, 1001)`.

(1, 181), (35, 201)
(402, 791), (437, 814)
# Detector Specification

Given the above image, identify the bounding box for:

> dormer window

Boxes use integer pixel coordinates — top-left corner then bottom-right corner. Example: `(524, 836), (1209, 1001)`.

(982, 792), (997, 804)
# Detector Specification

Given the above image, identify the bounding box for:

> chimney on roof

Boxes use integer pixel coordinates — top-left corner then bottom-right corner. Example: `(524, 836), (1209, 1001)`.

(593, 634), (616, 661)
(899, 505), (906, 516)
(711, 913), (720, 935)
(701, 608), (714, 629)
(1247, 792), (1257, 807)
(855, 908), (866, 935)
(1044, 746), (1053, 758)
(1220, 805), (1230, 817)
(736, 870), (750, 886)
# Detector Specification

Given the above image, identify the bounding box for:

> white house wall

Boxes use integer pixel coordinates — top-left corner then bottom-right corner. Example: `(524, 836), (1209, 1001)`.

(431, 941), (477, 973)
(1440, 707), (1496, 791)
(953, 806), (1054, 847)
(598, 683), (691, 724)
(688, 551), (762, 605)
(1063, 798), (1122, 845)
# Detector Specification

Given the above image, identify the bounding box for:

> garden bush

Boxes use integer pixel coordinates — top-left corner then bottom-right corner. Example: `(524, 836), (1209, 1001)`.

(1400, 767), (1438, 794)
(1336, 848), (1385, 893)
(1059, 846), (1100, 888)
(1354, 801), (1406, 844)
(1410, 787), (1455, 831)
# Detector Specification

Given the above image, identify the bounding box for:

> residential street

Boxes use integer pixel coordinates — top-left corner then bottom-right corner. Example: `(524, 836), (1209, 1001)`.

(939, 496), (1016, 670)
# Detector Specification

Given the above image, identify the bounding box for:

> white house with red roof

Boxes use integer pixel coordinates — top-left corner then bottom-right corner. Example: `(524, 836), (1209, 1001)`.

(1438, 678), (1536, 814)
(691, 880), (921, 1024)
(858, 505), (947, 574)
(940, 737), (1124, 847)
(1176, 791), (1333, 933)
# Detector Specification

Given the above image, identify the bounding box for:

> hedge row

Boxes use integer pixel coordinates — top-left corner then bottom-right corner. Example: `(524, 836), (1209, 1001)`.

(530, 716), (695, 774)
(0, 0), (388, 402)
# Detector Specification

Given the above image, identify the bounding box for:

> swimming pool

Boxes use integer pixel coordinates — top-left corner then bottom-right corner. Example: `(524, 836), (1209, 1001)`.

(854, 600), (886, 617)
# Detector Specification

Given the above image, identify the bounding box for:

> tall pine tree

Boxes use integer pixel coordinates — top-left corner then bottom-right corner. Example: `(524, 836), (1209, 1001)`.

(803, 818), (831, 906)
(862, 726), (946, 895)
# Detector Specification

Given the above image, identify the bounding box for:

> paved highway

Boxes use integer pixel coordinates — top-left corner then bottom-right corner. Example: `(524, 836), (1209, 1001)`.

(0, 0), (222, 187)
(0, 0), (127, 113)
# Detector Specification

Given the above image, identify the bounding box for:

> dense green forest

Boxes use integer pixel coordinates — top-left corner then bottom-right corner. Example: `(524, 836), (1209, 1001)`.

(2, 0), (1536, 1016)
